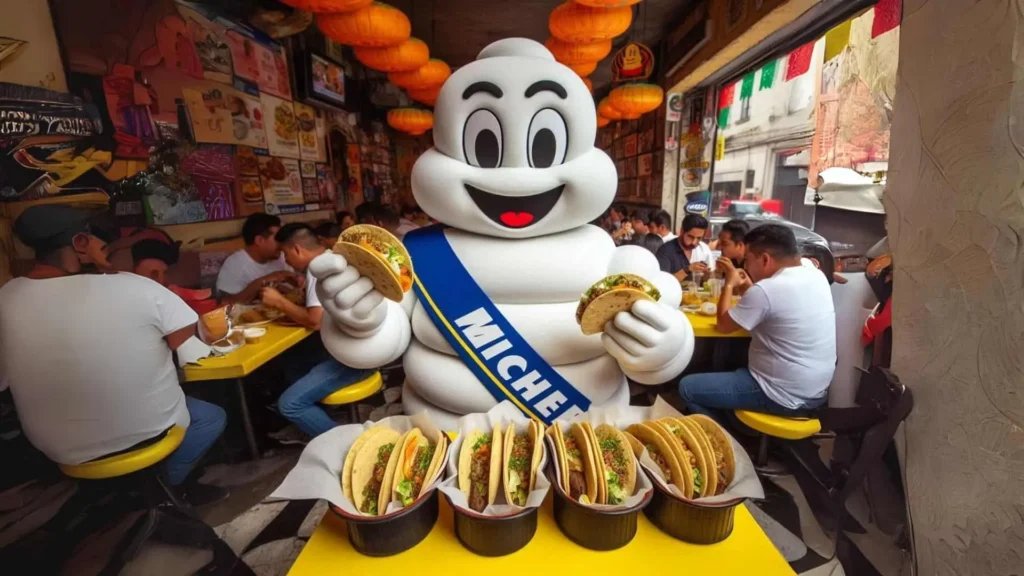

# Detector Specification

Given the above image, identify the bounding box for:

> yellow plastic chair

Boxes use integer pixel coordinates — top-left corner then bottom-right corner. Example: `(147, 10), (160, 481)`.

(734, 410), (822, 470)
(320, 371), (384, 422)
(60, 425), (186, 480)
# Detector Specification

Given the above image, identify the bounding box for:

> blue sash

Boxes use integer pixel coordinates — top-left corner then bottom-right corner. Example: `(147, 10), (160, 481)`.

(403, 225), (590, 424)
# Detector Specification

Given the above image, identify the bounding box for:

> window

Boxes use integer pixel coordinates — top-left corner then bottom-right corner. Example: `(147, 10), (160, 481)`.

(738, 97), (751, 123)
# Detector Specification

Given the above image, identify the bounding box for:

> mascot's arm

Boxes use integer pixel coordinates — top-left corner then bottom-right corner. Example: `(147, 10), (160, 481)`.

(602, 245), (695, 385)
(310, 252), (413, 369)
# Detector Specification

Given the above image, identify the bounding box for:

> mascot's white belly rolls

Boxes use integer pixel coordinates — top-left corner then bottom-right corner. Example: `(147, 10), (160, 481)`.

(311, 38), (694, 429)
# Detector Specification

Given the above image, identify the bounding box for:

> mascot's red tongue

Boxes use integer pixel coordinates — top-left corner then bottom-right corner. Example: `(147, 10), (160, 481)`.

(500, 211), (534, 227)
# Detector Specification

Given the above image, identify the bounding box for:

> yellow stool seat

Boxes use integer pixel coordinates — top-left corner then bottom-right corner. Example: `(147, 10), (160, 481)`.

(320, 372), (383, 406)
(59, 426), (186, 480)
(735, 410), (821, 440)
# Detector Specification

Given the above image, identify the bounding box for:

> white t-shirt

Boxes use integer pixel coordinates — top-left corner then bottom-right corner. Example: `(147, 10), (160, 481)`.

(688, 241), (715, 270)
(662, 232), (678, 242)
(394, 218), (419, 240)
(216, 250), (290, 295)
(728, 264), (836, 409)
(304, 268), (321, 308)
(0, 273), (198, 464)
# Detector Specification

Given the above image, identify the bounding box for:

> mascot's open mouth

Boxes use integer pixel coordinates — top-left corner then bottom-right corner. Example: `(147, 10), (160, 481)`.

(464, 184), (564, 229)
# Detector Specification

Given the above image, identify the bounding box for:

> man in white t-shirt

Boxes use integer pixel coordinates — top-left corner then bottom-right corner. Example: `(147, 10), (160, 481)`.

(0, 206), (227, 503)
(262, 224), (374, 439)
(216, 213), (300, 303)
(679, 224), (836, 421)
(395, 205), (421, 240)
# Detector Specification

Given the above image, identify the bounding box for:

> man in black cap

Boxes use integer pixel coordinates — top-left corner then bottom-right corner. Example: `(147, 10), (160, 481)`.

(0, 205), (228, 505)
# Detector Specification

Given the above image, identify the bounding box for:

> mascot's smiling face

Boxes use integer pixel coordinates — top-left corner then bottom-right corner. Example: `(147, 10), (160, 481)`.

(412, 38), (616, 238)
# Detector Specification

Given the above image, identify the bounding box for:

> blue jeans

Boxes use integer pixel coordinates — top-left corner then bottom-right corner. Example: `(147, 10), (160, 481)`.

(278, 355), (374, 438)
(164, 397), (227, 486)
(678, 369), (822, 423)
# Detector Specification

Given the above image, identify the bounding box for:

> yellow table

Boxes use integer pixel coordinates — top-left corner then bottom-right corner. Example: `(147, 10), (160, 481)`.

(184, 324), (312, 459)
(685, 311), (749, 338)
(289, 495), (795, 575)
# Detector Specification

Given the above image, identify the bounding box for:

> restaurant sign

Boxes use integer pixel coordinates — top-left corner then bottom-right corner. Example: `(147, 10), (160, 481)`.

(611, 43), (655, 83)
(0, 85), (100, 145)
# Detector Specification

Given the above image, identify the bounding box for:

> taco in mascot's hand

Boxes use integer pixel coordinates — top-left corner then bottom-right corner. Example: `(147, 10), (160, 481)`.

(392, 428), (446, 507)
(588, 423), (636, 505)
(686, 415), (736, 495)
(656, 418), (712, 498)
(576, 273), (661, 335)
(458, 426), (503, 513)
(626, 422), (690, 497)
(333, 224), (413, 302)
(548, 424), (598, 504)
(347, 427), (403, 515)
(503, 421), (543, 507)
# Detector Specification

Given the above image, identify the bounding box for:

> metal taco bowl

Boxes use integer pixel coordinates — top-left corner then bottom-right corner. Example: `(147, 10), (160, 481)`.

(330, 488), (439, 556)
(549, 464), (652, 551)
(443, 492), (538, 556)
(643, 479), (743, 544)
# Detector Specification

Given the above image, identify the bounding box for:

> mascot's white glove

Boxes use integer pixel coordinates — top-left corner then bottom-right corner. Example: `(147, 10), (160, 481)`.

(308, 251), (388, 334)
(601, 299), (694, 385)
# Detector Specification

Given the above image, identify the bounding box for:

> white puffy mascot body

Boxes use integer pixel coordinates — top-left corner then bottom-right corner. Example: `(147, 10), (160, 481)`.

(311, 38), (694, 428)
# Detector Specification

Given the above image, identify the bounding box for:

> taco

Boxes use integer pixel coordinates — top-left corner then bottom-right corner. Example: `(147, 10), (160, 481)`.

(590, 424), (636, 505)
(503, 421), (542, 507)
(348, 427), (403, 515)
(686, 415), (736, 495)
(576, 274), (661, 335)
(626, 422), (690, 497)
(392, 428), (445, 507)
(333, 224), (413, 302)
(654, 418), (710, 498)
(549, 424), (598, 504)
(677, 417), (718, 496)
(458, 426), (503, 512)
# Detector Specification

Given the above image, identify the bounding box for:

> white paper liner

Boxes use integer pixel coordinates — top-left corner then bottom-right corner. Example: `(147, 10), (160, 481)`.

(437, 402), (550, 516)
(269, 412), (451, 516)
(551, 397), (763, 506)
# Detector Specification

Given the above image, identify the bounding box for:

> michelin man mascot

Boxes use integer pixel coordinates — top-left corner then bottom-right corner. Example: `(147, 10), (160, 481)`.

(311, 38), (694, 428)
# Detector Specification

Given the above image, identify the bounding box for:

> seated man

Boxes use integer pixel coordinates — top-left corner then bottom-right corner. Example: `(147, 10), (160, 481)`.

(0, 206), (227, 504)
(679, 224), (836, 421)
(131, 238), (180, 286)
(395, 205), (421, 239)
(713, 219), (754, 294)
(265, 224), (374, 438)
(314, 222), (342, 250)
(656, 213), (715, 282)
(217, 213), (300, 304)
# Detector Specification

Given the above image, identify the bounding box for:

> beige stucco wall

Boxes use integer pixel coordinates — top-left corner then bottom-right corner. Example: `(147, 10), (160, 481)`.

(0, 0), (67, 91)
(887, 0), (1024, 573)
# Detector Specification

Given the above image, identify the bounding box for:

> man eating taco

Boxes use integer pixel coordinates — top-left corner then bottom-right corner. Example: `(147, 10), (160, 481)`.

(333, 224), (414, 302)
(392, 428), (445, 507)
(503, 421), (542, 507)
(576, 273), (661, 335)
(459, 426), (503, 513)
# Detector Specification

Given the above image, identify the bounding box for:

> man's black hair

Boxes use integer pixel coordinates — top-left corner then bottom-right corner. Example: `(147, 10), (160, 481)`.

(637, 233), (664, 254)
(629, 208), (650, 224)
(611, 204), (628, 217)
(314, 222), (341, 239)
(354, 202), (378, 224)
(400, 204), (419, 218)
(374, 205), (399, 227)
(745, 224), (799, 259)
(800, 242), (836, 285)
(720, 219), (750, 243)
(336, 210), (353, 222)
(241, 213), (282, 245)
(681, 213), (709, 233)
(275, 223), (320, 249)
(649, 209), (672, 230)
(131, 239), (179, 267)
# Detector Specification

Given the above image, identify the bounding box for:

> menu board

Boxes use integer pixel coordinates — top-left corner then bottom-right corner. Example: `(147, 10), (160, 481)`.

(255, 43), (292, 100)
(182, 86), (267, 148)
(294, 102), (324, 161)
(260, 92), (300, 159)
(259, 156), (303, 214)
(226, 30), (260, 84)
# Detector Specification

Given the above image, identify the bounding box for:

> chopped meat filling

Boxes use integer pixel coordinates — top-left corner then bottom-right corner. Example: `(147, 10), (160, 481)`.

(358, 442), (395, 515)
(508, 434), (533, 506)
(468, 436), (491, 512)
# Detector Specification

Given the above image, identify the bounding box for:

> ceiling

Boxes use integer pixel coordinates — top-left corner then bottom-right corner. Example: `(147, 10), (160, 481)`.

(385, 0), (697, 95)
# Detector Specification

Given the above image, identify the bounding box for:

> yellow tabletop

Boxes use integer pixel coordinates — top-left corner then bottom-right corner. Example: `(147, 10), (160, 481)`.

(289, 495), (794, 575)
(685, 311), (749, 338)
(184, 324), (313, 382)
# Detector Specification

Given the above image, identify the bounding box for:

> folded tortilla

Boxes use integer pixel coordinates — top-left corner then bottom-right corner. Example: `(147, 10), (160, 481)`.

(458, 426), (503, 513)
(333, 224), (413, 302)
(576, 273), (661, 335)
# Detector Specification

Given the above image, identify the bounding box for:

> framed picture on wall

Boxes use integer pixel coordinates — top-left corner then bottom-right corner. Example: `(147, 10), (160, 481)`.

(624, 134), (638, 157)
(638, 153), (653, 177)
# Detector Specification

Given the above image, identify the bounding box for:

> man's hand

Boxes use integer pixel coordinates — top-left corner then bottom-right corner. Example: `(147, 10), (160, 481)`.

(612, 221), (632, 239)
(716, 257), (742, 287)
(261, 286), (284, 309)
(260, 270), (302, 287)
(689, 261), (710, 275)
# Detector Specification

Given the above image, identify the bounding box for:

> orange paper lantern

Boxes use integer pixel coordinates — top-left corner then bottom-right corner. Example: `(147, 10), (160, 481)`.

(318, 3), (410, 48)
(388, 59), (451, 90)
(387, 108), (433, 135)
(354, 37), (429, 72)
(597, 97), (624, 120)
(545, 37), (612, 65)
(407, 85), (441, 106)
(279, 0), (373, 12)
(575, 0), (642, 7)
(608, 83), (664, 119)
(597, 115), (611, 128)
(566, 61), (597, 77)
(549, 2), (633, 43)
(582, 77), (593, 92)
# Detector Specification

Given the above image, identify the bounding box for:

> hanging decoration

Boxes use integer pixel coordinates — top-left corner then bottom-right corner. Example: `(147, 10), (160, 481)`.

(759, 59), (777, 91)
(280, 0), (373, 12)
(406, 85), (441, 106)
(607, 83), (663, 119)
(575, 0), (642, 6)
(549, 2), (633, 43)
(597, 115), (611, 128)
(566, 61), (597, 77)
(717, 82), (735, 127)
(544, 37), (612, 65)
(387, 108), (433, 135)
(597, 97), (624, 121)
(611, 42), (655, 83)
(354, 37), (430, 72)
(318, 2), (411, 48)
(388, 59), (451, 90)
(785, 42), (814, 81)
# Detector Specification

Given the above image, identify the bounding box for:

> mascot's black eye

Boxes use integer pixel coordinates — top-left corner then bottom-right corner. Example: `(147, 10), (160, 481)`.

(463, 109), (503, 168)
(527, 108), (567, 168)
